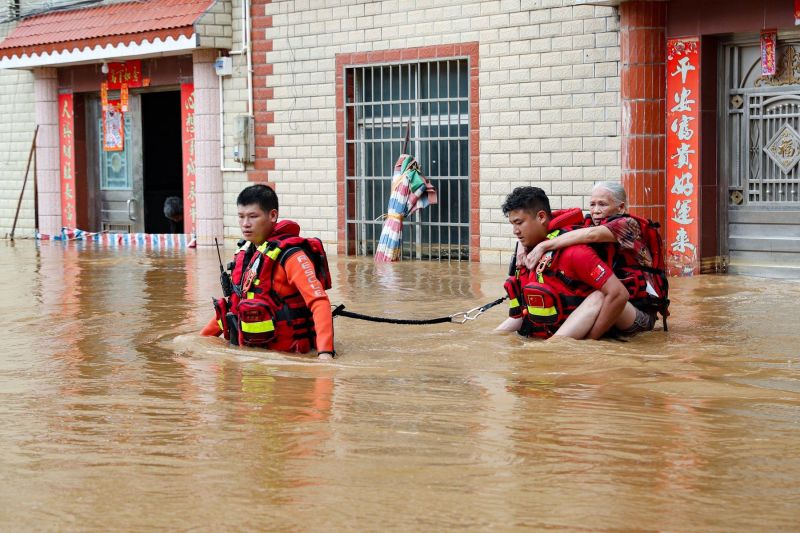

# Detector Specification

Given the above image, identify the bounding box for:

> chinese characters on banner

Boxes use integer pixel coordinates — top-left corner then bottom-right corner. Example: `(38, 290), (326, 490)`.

(761, 29), (777, 77)
(120, 83), (129, 112)
(666, 38), (700, 276)
(181, 83), (196, 235)
(58, 93), (76, 227)
(106, 60), (143, 89)
(100, 82), (108, 110)
(103, 100), (124, 151)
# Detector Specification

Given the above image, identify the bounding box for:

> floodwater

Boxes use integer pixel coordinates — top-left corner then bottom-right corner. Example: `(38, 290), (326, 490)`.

(1, 240), (799, 531)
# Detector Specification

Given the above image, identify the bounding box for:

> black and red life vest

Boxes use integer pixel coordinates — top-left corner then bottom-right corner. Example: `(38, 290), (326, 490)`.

(214, 220), (332, 352)
(505, 208), (604, 339)
(590, 213), (671, 328)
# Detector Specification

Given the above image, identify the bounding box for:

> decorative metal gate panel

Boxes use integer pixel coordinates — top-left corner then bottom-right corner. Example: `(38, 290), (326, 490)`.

(725, 45), (800, 205)
(722, 42), (800, 278)
(344, 59), (471, 261)
(744, 93), (800, 202)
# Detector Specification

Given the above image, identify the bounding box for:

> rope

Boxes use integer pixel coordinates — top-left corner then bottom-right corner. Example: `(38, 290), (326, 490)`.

(474, 296), (508, 315)
(332, 305), (451, 325)
(331, 296), (507, 325)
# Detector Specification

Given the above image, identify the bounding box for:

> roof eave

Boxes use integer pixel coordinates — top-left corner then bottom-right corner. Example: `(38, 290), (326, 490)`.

(0, 33), (201, 69)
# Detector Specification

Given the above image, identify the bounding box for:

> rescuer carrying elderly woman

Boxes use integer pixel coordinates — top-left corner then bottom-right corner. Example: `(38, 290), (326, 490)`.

(497, 182), (670, 340)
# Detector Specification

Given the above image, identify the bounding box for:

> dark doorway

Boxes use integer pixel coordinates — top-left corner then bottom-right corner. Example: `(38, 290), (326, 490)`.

(141, 91), (183, 233)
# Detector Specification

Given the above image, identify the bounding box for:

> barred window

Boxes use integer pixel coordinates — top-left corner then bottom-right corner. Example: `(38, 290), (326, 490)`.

(344, 59), (471, 261)
(3, 0), (20, 20)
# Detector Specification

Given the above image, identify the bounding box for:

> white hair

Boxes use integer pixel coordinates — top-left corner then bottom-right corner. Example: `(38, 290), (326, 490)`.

(592, 181), (627, 207)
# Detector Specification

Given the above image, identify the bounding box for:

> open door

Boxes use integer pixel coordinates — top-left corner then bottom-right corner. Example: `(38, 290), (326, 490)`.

(141, 90), (183, 233)
(86, 93), (144, 232)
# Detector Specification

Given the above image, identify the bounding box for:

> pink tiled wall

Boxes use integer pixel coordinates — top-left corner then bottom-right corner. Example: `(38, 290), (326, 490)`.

(192, 49), (223, 245)
(34, 67), (60, 236)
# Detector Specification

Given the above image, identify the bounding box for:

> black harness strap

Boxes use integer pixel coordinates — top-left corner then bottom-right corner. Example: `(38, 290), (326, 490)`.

(331, 296), (508, 326)
(278, 246), (304, 266)
(554, 270), (581, 289)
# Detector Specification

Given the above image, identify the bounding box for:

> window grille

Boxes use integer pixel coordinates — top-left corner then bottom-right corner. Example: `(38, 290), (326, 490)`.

(9, 0), (20, 19)
(344, 58), (471, 261)
(2, 0), (102, 23)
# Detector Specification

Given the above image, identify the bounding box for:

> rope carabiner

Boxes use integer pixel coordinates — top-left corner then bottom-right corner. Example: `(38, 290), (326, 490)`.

(449, 296), (508, 324)
(449, 305), (484, 324)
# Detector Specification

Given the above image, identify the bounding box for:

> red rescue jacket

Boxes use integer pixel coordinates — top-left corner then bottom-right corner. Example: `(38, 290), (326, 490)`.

(505, 208), (604, 339)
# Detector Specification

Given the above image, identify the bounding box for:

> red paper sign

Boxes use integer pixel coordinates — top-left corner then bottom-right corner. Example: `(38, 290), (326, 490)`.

(795, 0), (800, 26)
(120, 83), (129, 112)
(181, 83), (196, 235)
(761, 29), (777, 76)
(103, 100), (124, 152)
(59, 93), (76, 227)
(666, 38), (700, 276)
(100, 81), (108, 110)
(106, 60), (142, 89)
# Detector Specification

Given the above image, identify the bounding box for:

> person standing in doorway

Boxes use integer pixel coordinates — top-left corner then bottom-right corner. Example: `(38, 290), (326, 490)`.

(163, 196), (184, 233)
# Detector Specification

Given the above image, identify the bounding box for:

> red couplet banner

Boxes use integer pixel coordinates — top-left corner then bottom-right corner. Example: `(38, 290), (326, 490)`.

(58, 92), (76, 227)
(106, 60), (143, 89)
(666, 38), (701, 276)
(181, 83), (196, 235)
(760, 29), (777, 77)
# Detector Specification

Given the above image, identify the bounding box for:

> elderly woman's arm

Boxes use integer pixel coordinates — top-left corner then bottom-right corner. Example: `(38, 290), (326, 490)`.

(526, 225), (616, 269)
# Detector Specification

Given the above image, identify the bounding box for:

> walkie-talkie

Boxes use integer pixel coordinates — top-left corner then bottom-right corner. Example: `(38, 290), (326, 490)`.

(213, 238), (240, 346)
(214, 238), (234, 298)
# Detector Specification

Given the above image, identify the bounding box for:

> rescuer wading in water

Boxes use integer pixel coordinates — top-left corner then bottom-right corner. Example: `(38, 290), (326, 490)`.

(522, 181), (670, 335)
(497, 186), (630, 340)
(201, 184), (335, 360)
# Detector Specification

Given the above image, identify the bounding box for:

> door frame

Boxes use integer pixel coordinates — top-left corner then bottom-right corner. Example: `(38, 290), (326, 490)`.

(718, 32), (800, 258)
(85, 91), (144, 232)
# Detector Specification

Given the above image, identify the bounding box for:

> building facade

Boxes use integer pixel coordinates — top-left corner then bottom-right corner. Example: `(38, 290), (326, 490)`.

(2, 0), (799, 277)
(253, 0), (623, 264)
(0, 0), (243, 244)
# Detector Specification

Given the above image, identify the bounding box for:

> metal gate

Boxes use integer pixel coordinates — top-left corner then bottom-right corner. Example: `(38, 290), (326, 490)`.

(721, 41), (800, 277)
(344, 59), (471, 261)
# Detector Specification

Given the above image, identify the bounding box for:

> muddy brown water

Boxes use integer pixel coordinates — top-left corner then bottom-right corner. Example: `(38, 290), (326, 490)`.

(1, 240), (799, 530)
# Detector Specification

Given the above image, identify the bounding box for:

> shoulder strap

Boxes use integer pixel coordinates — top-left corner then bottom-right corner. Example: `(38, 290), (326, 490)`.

(548, 208), (584, 232)
(278, 246), (304, 267)
(231, 241), (254, 286)
(270, 237), (332, 291)
(605, 213), (629, 224)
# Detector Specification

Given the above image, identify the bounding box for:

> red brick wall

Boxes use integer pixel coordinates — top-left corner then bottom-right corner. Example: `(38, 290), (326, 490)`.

(620, 1), (667, 233)
(334, 43), (480, 260)
(248, 0), (274, 185)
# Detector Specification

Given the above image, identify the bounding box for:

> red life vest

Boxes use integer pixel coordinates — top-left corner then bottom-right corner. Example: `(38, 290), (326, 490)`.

(504, 208), (599, 339)
(589, 213), (671, 328)
(219, 220), (332, 352)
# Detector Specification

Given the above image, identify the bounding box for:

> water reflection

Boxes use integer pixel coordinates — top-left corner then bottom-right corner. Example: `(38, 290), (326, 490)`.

(0, 241), (799, 530)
